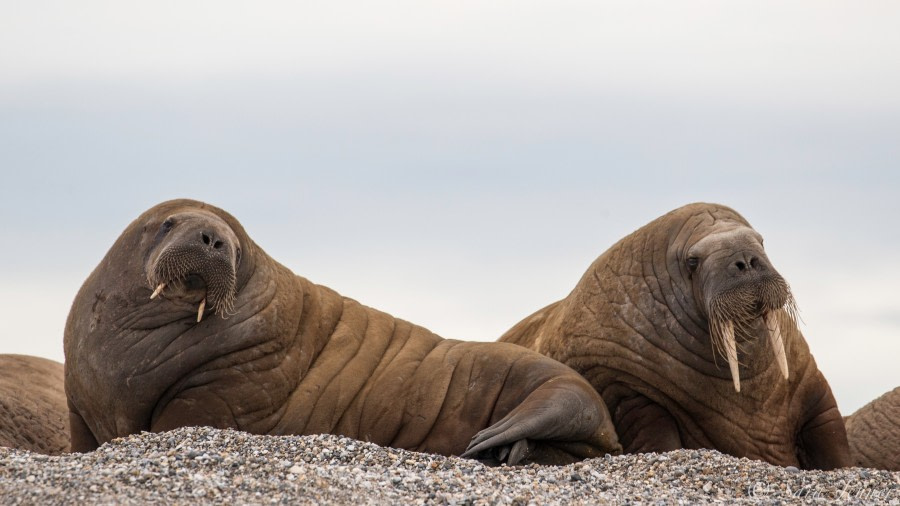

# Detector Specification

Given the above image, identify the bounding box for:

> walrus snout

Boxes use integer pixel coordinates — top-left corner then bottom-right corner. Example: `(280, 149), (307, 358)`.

(145, 212), (240, 322)
(687, 225), (796, 393)
(706, 274), (795, 393)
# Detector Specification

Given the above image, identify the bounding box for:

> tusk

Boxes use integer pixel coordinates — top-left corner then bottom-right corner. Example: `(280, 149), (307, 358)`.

(723, 320), (740, 393)
(197, 298), (206, 323)
(765, 311), (789, 380)
(150, 283), (166, 300)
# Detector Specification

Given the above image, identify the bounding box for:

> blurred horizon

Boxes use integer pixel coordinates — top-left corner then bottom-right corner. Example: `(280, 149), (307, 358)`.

(2, 1), (899, 414)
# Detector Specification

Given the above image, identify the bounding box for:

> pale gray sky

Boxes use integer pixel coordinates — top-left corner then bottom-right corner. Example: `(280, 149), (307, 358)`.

(1, 1), (898, 414)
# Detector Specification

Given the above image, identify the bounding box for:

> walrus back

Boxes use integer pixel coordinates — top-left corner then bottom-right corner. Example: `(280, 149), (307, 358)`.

(271, 278), (548, 455)
(0, 354), (70, 455)
(845, 387), (900, 470)
(266, 273), (618, 460)
(499, 300), (564, 350)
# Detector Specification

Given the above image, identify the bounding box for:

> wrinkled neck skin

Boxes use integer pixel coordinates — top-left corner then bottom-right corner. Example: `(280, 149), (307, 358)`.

(509, 204), (832, 466)
(64, 201), (330, 445)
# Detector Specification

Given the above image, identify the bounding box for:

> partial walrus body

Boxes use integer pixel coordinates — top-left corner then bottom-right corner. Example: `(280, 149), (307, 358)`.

(0, 354), (69, 455)
(845, 387), (899, 470)
(64, 199), (620, 464)
(500, 203), (850, 469)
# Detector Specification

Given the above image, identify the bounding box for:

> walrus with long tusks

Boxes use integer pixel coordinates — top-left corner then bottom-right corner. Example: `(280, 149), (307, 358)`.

(500, 202), (850, 470)
(845, 387), (899, 470)
(64, 199), (621, 464)
(0, 354), (70, 455)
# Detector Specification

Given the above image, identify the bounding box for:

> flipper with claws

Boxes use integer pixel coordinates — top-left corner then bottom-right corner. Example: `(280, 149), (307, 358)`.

(461, 376), (621, 465)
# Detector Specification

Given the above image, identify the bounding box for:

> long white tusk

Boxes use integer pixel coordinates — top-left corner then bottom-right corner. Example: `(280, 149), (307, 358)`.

(150, 283), (166, 300)
(765, 311), (789, 380)
(723, 320), (740, 393)
(197, 298), (206, 323)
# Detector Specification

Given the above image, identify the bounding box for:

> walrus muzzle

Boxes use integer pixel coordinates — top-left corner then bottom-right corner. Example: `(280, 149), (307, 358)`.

(147, 234), (237, 322)
(706, 274), (796, 392)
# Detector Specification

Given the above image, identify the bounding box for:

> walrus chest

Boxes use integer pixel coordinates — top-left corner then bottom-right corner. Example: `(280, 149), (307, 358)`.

(597, 367), (803, 466)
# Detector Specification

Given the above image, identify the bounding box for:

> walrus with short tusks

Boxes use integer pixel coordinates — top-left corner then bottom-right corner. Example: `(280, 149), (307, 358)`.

(500, 202), (850, 470)
(0, 354), (70, 455)
(64, 199), (621, 464)
(845, 387), (899, 470)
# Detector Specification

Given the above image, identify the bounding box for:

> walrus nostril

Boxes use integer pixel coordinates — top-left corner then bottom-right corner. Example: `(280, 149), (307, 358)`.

(200, 233), (224, 249)
(735, 256), (762, 272)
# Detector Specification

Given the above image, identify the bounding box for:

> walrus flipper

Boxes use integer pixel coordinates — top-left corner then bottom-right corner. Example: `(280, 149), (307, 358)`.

(461, 377), (621, 465)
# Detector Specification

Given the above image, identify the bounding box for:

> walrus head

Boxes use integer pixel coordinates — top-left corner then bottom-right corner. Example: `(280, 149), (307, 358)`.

(681, 220), (797, 393)
(144, 207), (243, 322)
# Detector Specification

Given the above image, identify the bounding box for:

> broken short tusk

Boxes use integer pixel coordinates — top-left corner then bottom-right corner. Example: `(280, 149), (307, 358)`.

(723, 320), (740, 393)
(150, 283), (166, 300)
(765, 311), (789, 380)
(197, 298), (206, 323)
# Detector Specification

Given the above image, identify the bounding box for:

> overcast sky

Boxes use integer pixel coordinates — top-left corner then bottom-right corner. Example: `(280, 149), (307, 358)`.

(1, 1), (898, 414)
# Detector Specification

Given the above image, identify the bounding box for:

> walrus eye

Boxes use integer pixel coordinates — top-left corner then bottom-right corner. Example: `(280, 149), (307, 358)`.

(686, 257), (700, 273)
(160, 218), (175, 233)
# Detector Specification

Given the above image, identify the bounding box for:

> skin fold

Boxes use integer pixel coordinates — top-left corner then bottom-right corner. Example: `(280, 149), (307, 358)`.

(0, 354), (69, 455)
(64, 199), (620, 465)
(845, 387), (899, 470)
(500, 203), (850, 470)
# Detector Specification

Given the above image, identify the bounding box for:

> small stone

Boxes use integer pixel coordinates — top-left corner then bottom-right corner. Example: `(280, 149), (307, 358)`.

(784, 466), (800, 474)
(288, 465), (303, 474)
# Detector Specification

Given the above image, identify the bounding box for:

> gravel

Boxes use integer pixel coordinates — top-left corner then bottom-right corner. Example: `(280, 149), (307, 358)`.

(1, 427), (897, 505)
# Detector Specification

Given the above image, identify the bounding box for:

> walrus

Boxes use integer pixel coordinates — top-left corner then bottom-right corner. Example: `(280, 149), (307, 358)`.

(845, 387), (899, 470)
(500, 202), (850, 470)
(64, 199), (620, 464)
(0, 354), (70, 455)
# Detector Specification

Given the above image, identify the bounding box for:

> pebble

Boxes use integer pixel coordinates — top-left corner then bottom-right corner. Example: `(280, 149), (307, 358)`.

(0, 426), (896, 505)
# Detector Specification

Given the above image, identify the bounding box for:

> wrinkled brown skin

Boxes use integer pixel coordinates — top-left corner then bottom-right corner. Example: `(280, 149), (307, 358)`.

(64, 199), (620, 464)
(845, 387), (899, 470)
(0, 354), (70, 455)
(500, 203), (850, 470)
